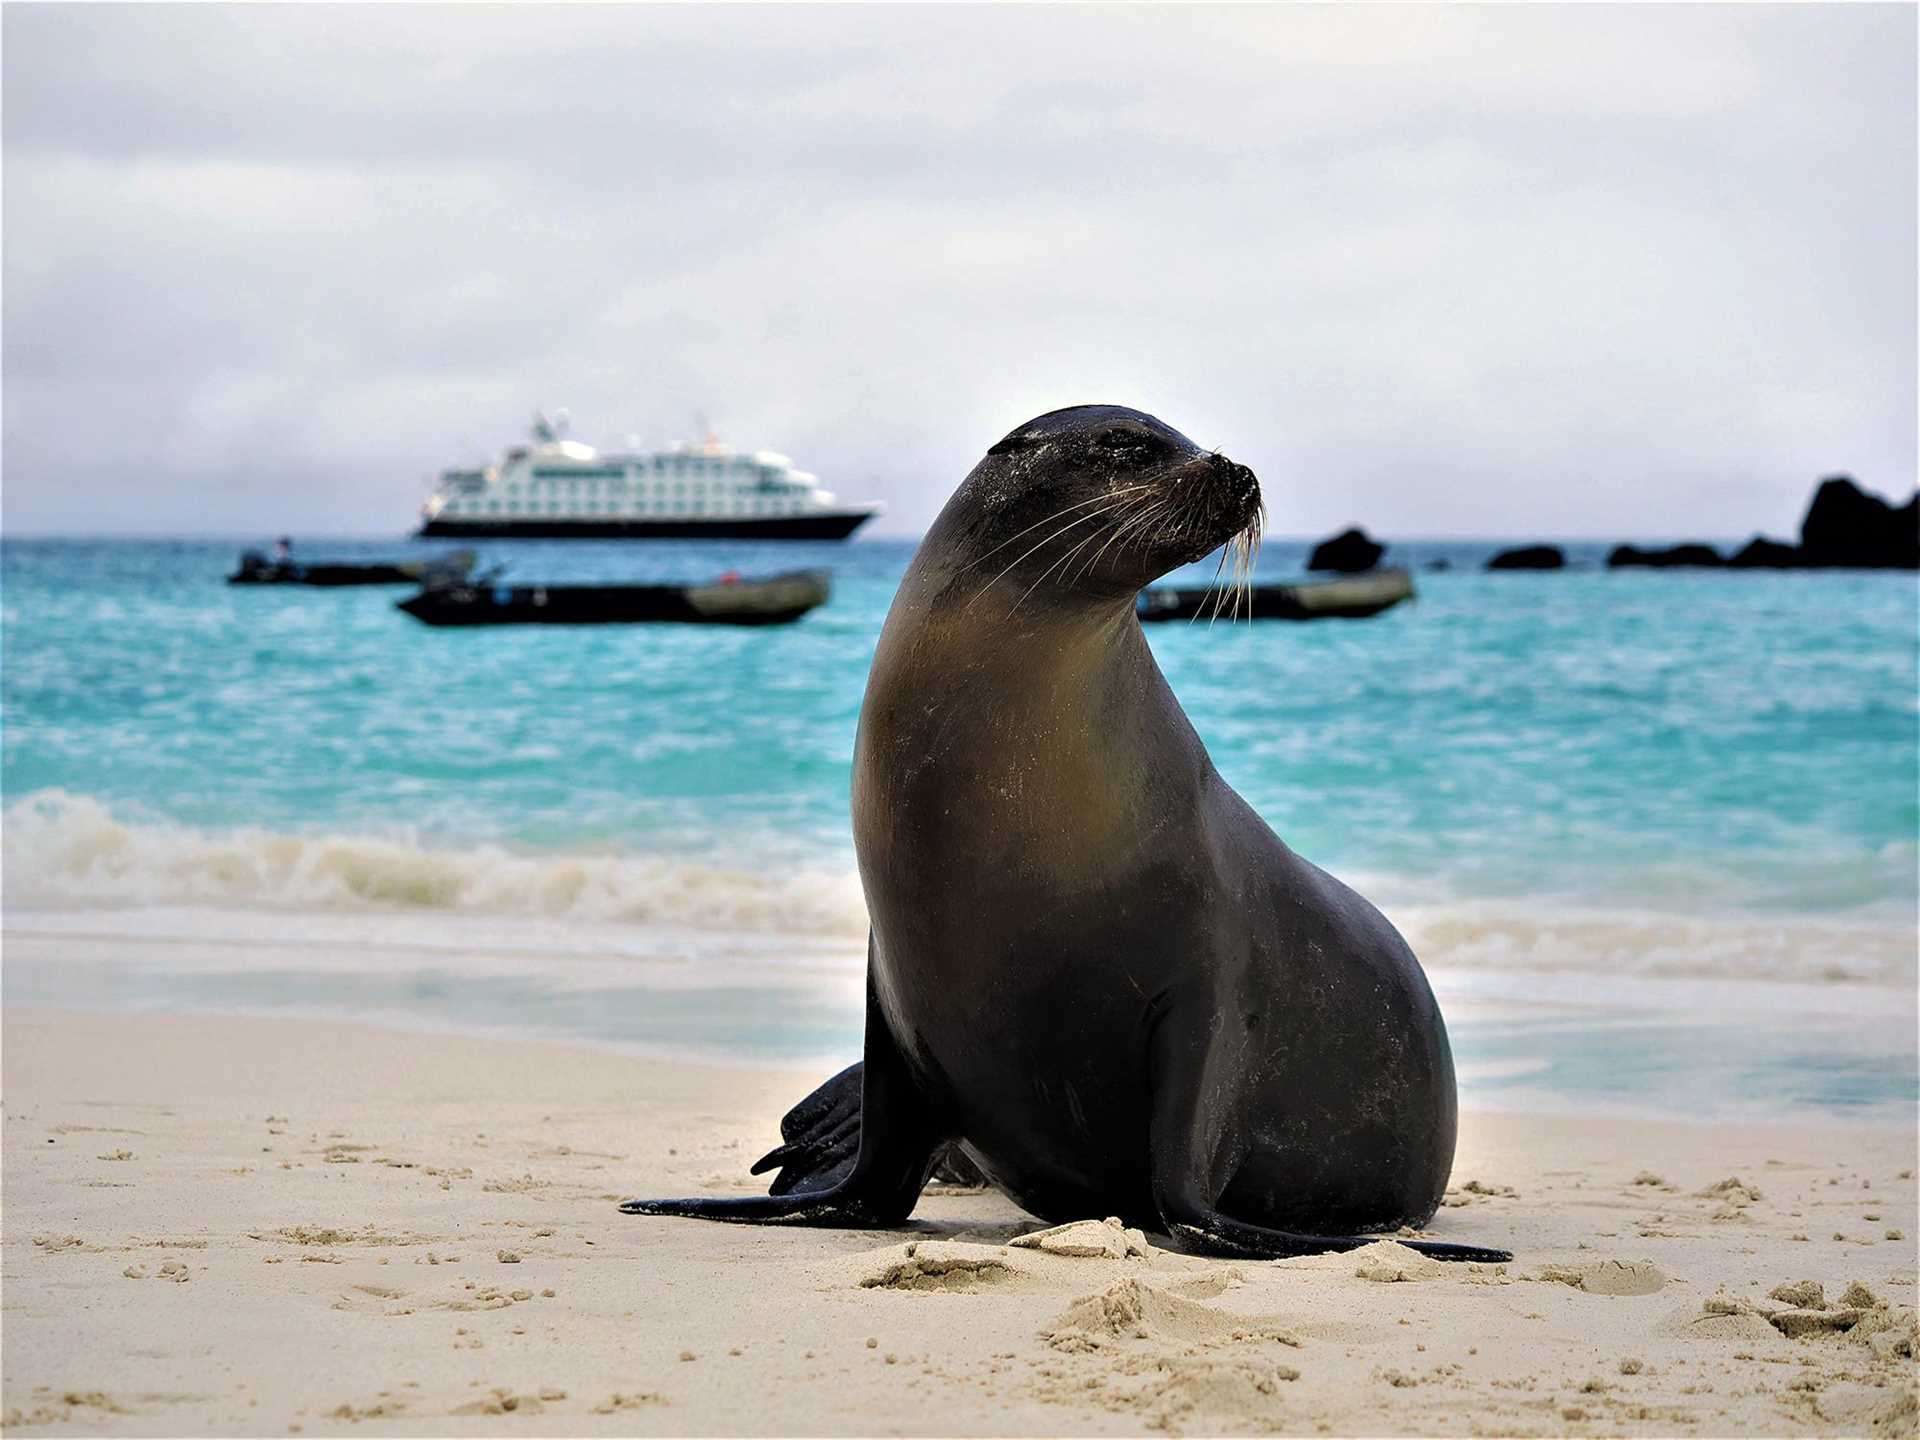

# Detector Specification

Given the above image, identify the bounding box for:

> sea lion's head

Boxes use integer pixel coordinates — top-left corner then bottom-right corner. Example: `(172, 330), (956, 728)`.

(935, 405), (1263, 612)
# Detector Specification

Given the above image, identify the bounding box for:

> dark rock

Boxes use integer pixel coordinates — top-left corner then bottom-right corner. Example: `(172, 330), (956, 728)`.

(1607, 543), (1725, 569)
(1308, 527), (1386, 573)
(1424, 558), (1452, 573)
(1486, 545), (1565, 571)
(1727, 536), (1801, 569)
(1798, 475), (1920, 569)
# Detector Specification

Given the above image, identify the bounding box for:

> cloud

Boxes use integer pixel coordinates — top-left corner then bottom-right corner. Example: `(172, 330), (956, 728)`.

(3, 4), (1913, 538)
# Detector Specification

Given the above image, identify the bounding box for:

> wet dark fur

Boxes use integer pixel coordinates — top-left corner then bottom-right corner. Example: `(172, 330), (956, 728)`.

(623, 405), (1509, 1263)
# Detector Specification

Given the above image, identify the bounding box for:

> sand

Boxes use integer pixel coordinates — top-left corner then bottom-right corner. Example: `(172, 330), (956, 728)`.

(3, 1006), (1915, 1437)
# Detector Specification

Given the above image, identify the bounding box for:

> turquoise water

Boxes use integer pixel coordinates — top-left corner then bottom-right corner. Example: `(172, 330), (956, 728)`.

(3, 536), (1915, 1120)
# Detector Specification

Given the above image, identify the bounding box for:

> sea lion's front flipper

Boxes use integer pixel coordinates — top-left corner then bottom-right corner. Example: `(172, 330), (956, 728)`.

(1145, 1009), (1512, 1264)
(750, 1063), (986, 1196)
(621, 967), (944, 1227)
(750, 1063), (863, 1195)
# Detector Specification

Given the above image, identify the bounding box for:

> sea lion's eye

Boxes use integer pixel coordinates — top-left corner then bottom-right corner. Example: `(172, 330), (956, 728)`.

(1097, 429), (1152, 456)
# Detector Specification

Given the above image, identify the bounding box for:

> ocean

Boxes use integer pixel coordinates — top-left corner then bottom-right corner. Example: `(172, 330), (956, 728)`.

(3, 536), (1915, 1124)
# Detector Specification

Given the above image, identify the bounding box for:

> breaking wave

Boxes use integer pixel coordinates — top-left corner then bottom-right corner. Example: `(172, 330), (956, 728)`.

(1, 790), (871, 938)
(4, 790), (1912, 989)
(1394, 902), (1915, 991)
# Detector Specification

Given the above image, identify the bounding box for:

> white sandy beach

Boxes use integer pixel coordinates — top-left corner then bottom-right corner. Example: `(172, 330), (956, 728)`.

(3, 1006), (1915, 1437)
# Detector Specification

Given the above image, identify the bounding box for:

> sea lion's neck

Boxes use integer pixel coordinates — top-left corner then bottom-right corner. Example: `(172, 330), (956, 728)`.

(853, 564), (1212, 900)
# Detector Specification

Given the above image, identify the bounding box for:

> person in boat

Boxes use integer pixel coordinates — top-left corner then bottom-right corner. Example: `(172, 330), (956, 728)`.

(274, 536), (293, 565)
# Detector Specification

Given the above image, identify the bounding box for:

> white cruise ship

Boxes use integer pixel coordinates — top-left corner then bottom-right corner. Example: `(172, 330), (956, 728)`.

(416, 413), (882, 540)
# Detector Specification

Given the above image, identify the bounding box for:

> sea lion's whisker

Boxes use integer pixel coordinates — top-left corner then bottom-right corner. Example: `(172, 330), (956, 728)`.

(1245, 509), (1266, 618)
(1208, 543), (1236, 627)
(964, 486), (1152, 571)
(964, 496), (1140, 610)
(1084, 496), (1175, 580)
(1073, 501), (1157, 584)
(1232, 511), (1264, 623)
(1237, 533), (1251, 623)
(1192, 547), (1233, 627)
(1151, 512), (1190, 561)
(1011, 516), (1121, 613)
(1010, 525), (1109, 617)
(1127, 503), (1177, 558)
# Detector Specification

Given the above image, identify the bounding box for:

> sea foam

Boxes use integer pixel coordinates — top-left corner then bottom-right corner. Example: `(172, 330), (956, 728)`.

(5, 789), (1911, 990)
(2, 790), (871, 937)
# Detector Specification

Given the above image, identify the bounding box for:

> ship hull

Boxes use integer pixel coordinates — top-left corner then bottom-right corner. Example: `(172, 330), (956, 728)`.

(416, 512), (876, 541)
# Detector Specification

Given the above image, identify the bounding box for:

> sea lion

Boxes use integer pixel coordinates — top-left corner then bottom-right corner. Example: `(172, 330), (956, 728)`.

(622, 404), (1507, 1262)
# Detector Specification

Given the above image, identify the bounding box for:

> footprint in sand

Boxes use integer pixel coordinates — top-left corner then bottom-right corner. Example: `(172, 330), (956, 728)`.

(30, 1234), (98, 1254)
(329, 1398), (410, 1421)
(593, 1391), (668, 1414)
(1537, 1259), (1668, 1296)
(1008, 1217), (1151, 1259)
(1103, 1357), (1298, 1431)
(1042, 1277), (1302, 1354)
(331, 1285), (416, 1316)
(260, 1224), (442, 1248)
(451, 1387), (566, 1415)
(861, 1242), (1019, 1292)
(1350, 1241), (1446, 1284)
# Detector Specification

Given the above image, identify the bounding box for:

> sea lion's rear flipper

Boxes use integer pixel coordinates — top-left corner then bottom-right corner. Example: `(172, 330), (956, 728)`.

(1145, 1012), (1512, 1264)
(1159, 1208), (1512, 1264)
(621, 969), (944, 1227)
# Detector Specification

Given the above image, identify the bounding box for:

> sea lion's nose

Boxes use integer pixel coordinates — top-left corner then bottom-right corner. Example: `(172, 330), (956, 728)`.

(1209, 451), (1260, 500)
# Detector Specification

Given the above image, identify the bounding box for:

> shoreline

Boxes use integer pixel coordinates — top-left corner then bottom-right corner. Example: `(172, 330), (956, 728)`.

(5, 1006), (1915, 1436)
(6, 907), (1914, 1131)
(4, 990), (1914, 1135)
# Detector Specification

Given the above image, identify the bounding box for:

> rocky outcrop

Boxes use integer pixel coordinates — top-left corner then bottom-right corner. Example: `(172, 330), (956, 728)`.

(1307, 528), (1385, 573)
(1608, 543), (1725, 569)
(1798, 476), (1919, 569)
(1727, 536), (1801, 569)
(1486, 545), (1565, 571)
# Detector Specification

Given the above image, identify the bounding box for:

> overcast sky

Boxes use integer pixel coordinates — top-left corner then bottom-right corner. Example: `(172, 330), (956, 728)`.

(3, 4), (1914, 539)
